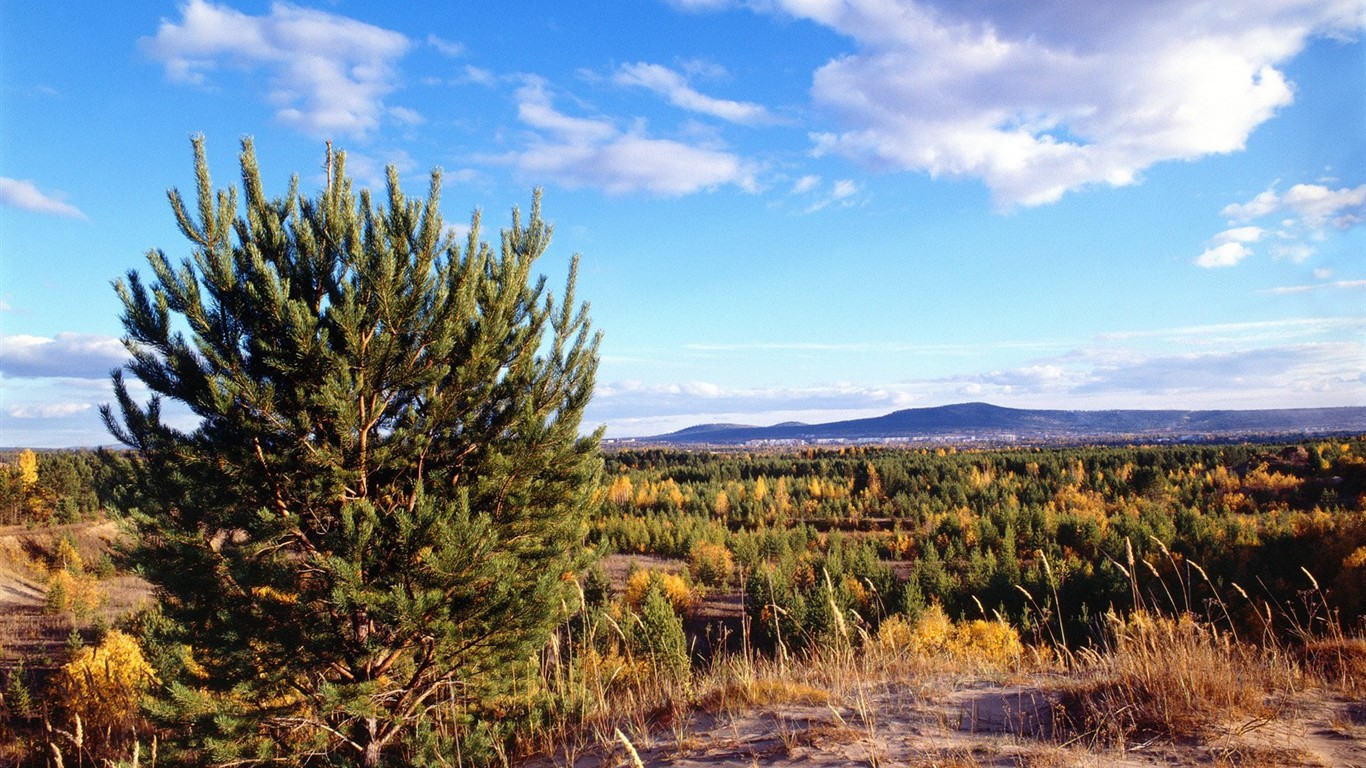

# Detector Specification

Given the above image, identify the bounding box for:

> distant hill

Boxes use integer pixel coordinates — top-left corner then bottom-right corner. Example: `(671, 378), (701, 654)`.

(619, 402), (1366, 447)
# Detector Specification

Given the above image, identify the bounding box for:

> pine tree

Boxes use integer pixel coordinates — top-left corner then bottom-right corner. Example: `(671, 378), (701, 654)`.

(103, 137), (601, 766)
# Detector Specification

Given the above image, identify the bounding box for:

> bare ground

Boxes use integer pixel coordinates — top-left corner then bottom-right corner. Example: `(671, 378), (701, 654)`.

(524, 674), (1366, 768)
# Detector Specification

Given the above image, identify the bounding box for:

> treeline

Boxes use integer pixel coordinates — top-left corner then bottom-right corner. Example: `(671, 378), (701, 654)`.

(591, 440), (1366, 647)
(0, 449), (130, 526)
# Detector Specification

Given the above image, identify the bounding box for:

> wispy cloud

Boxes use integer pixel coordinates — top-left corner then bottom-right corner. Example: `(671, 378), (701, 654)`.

(747, 0), (1362, 208)
(426, 33), (464, 58)
(613, 62), (776, 125)
(502, 78), (757, 195)
(0, 177), (86, 219)
(1095, 317), (1366, 345)
(1069, 343), (1364, 398)
(1264, 279), (1366, 295)
(142, 0), (411, 138)
(802, 178), (862, 213)
(683, 338), (1066, 355)
(7, 402), (93, 419)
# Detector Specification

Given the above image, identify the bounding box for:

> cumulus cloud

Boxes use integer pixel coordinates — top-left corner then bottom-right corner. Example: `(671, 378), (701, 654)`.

(751, 0), (1361, 207)
(613, 62), (775, 125)
(0, 333), (128, 378)
(503, 79), (757, 195)
(1193, 241), (1252, 268)
(1221, 188), (1281, 221)
(1200, 181), (1366, 267)
(142, 0), (411, 138)
(0, 177), (86, 219)
(1225, 183), (1366, 229)
(1281, 183), (1366, 229)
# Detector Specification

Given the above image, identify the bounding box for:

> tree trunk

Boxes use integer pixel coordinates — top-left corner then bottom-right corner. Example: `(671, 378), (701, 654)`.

(361, 718), (381, 767)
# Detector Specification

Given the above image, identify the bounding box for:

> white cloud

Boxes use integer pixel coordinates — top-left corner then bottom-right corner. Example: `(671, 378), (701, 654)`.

(142, 0), (410, 138)
(1222, 188), (1281, 221)
(613, 62), (775, 125)
(389, 106), (423, 125)
(338, 148), (417, 190)
(1270, 243), (1316, 262)
(1069, 343), (1364, 398)
(462, 65), (496, 86)
(832, 179), (859, 199)
(665, 0), (735, 11)
(1211, 226), (1264, 245)
(504, 80), (757, 196)
(1282, 183), (1366, 229)
(1096, 317), (1366, 347)
(791, 174), (821, 194)
(763, 0), (1360, 208)
(426, 33), (464, 57)
(0, 177), (86, 219)
(0, 333), (128, 378)
(1194, 242), (1251, 268)
(1265, 279), (1366, 295)
(802, 178), (864, 212)
(1201, 181), (1365, 267)
(7, 403), (93, 419)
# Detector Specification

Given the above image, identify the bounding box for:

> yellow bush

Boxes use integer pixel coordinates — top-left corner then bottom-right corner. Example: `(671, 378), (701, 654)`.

(56, 630), (158, 739)
(1344, 546), (1366, 571)
(876, 604), (1022, 667)
(624, 569), (696, 615)
(956, 618), (1024, 665)
(45, 568), (105, 616)
(688, 541), (735, 587)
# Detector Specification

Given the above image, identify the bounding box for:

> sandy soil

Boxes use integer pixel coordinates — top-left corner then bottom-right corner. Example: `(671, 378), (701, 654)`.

(525, 674), (1366, 767)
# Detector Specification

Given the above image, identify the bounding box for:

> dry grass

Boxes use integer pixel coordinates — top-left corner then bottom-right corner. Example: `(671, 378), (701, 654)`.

(696, 676), (831, 714)
(1298, 638), (1366, 695)
(1056, 610), (1294, 746)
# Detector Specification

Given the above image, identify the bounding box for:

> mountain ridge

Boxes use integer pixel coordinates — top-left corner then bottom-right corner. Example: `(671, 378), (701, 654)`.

(621, 402), (1366, 446)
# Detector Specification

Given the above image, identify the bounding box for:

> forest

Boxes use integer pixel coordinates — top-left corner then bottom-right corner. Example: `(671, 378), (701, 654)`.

(591, 440), (1366, 649)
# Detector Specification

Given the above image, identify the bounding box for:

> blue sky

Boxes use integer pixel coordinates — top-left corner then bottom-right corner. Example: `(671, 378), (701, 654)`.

(1, 0), (1363, 447)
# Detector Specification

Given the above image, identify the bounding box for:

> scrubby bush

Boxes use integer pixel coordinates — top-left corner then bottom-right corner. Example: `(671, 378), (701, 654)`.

(625, 569), (697, 616)
(875, 603), (1023, 667)
(688, 540), (735, 587)
(628, 584), (689, 682)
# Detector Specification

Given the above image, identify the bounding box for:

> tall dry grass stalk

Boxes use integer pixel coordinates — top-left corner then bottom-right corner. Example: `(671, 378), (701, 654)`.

(1058, 610), (1294, 746)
